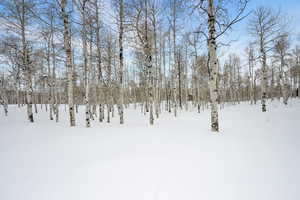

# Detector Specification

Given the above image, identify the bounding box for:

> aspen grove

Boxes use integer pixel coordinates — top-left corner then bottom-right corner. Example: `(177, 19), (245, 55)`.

(0, 0), (299, 132)
(1, 1), (300, 200)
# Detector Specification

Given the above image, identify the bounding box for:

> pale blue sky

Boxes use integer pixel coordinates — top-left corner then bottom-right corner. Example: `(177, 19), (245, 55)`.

(221, 0), (300, 61)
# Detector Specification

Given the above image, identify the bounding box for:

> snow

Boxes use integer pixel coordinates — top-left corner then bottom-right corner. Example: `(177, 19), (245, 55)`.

(0, 100), (299, 200)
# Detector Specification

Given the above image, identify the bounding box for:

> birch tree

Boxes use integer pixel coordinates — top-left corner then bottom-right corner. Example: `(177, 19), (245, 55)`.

(117, 0), (125, 124)
(274, 33), (290, 105)
(191, 0), (249, 132)
(90, 0), (105, 122)
(75, 0), (92, 127)
(61, 0), (76, 126)
(246, 44), (255, 104)
(129, 0), (155, 125)
(0, 78), (8, 116)
(0, 0), (37, 122)
(248, 7), (284, 112)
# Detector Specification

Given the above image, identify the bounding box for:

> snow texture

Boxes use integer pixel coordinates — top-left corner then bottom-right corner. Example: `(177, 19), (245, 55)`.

(0, 100), (299, 200)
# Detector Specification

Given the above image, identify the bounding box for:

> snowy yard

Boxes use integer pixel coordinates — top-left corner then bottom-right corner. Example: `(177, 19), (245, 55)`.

(0, 100), (299, 200)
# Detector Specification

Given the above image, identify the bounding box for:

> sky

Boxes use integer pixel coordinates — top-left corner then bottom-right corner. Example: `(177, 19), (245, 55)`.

(221, 0), (300, 64)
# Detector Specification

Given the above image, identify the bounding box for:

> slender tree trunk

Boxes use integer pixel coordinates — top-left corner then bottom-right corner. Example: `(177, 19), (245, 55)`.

(283, 71), (290, 105)
(50, 12), (59, 122)
(81, 2), (91, 127)
(144, 0), (154, 125)
(171, 0), (179, 112)
(94, 0), (104, 123)
(46, 38), (54, 120)
(207, 0), (219, 132)
(61, 0), (75, 126)
(21, 0), (33, 122)
(178, 50), (182, 109)
(0, 87), (8, 116)
(118, 0), (124, 124)
(261, 48), (267, 112)
(248, 51), (254, 104)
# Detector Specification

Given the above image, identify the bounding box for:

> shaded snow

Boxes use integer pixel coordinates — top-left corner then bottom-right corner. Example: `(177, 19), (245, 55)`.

(0, 100), (299, 200)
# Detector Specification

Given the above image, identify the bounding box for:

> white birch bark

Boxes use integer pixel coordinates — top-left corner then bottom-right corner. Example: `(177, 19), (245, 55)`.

(80, 0), (91, 127)
(207, 0), (219, 132)
(260, 46), (267, 112)
(20, 0), (34, 122)
(61, 0), (75, 126)
(118, 0), (124, 124)
(0, 84), (8, 116)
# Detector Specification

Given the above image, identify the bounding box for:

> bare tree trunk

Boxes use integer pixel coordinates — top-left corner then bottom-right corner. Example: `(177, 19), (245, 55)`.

(248, 48), (254, 105)
(94, 0), (104, 123)
(282, 70), (290, 105)
(61, 0), (75, 126)
(118, 0), (124, 124)
(261, 48), (267, 112)
(143, 0), (154, 125)
(0, 85), (8, 116)
(178, 50), (182, 109)
(50, 11), (59, 122)
(207, 0), (219, 132)
(20, 0), (34, 122)
(80, 1), (91, 127)
(45, 36), (54, 120)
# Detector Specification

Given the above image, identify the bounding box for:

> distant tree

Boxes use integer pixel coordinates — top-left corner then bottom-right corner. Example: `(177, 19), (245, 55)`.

(273, 33), (291, 105)
(248, 6), (285, 112)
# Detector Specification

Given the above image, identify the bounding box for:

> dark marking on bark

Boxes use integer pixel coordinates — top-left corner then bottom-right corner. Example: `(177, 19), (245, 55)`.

(29, 114), (34, 122)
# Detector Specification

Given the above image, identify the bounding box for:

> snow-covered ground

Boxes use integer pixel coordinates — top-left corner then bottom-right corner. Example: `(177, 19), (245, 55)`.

(0, 100), (299, 200)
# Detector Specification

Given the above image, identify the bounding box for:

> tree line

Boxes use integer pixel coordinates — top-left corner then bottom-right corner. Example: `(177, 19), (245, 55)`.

(0, 0), (299, 132)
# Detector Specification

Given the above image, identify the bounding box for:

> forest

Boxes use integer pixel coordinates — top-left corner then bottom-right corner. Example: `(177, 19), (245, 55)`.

(0, 0), (299, 131)
(0, 1), (300, 200)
